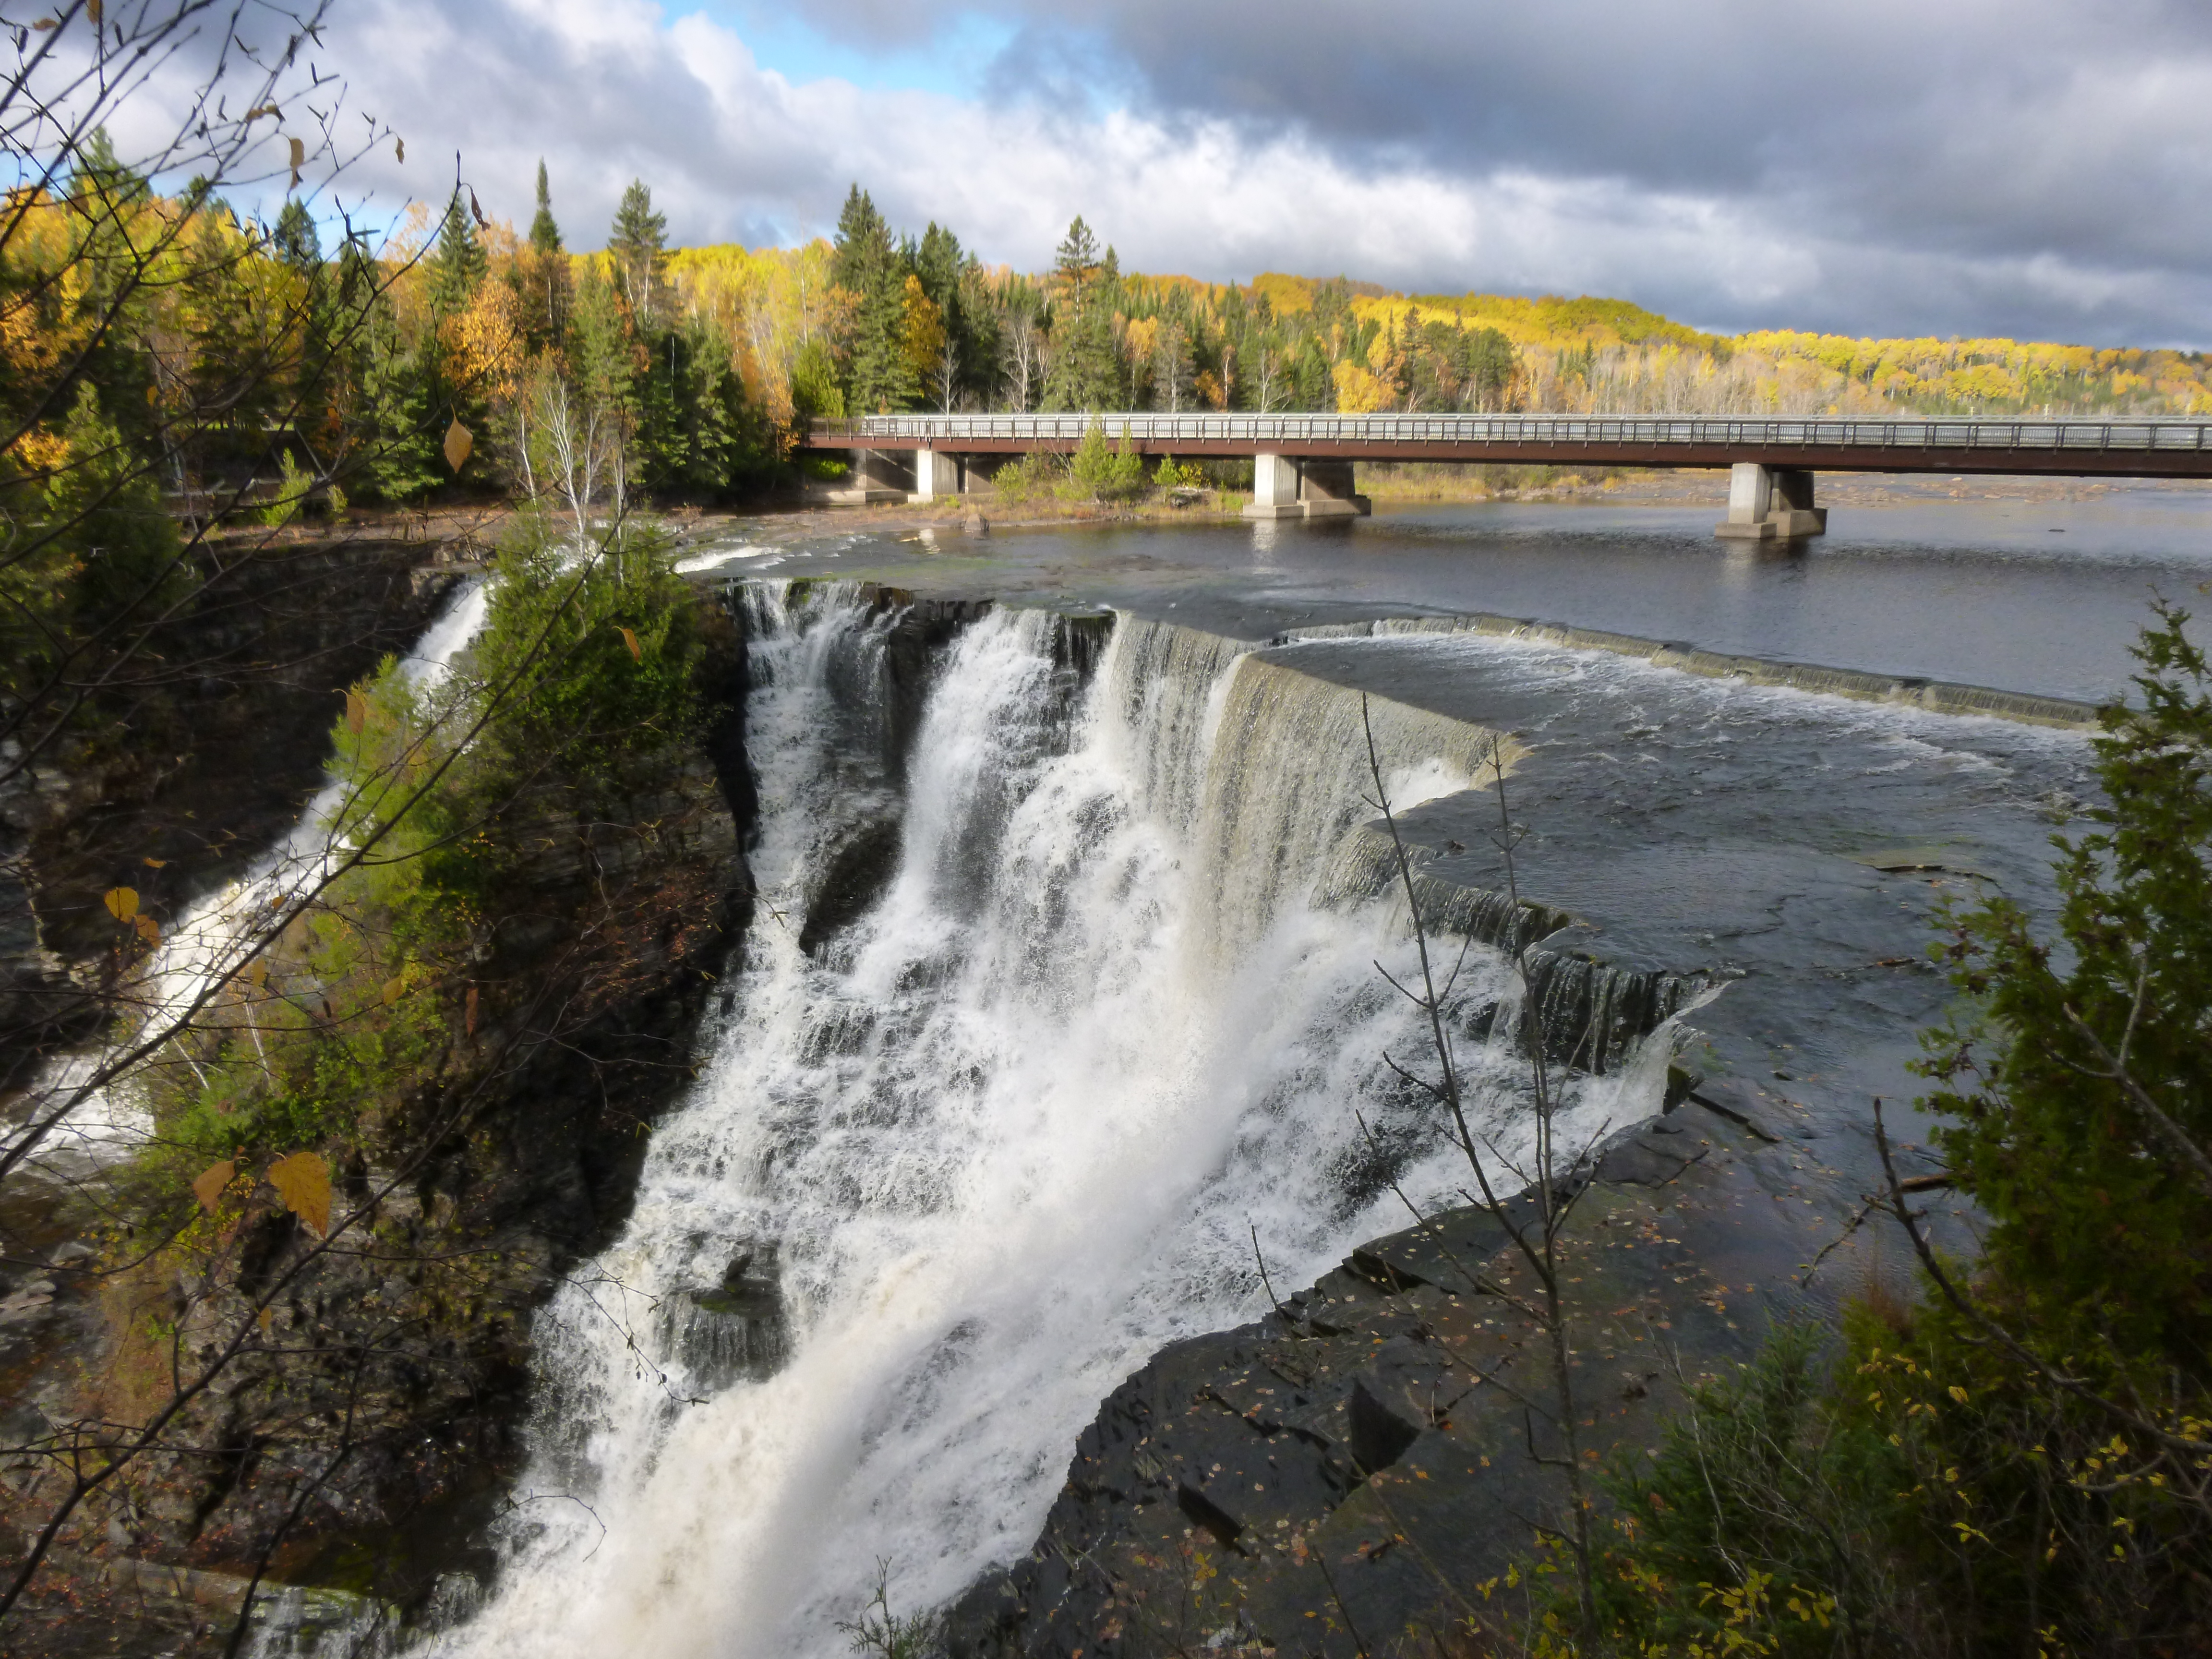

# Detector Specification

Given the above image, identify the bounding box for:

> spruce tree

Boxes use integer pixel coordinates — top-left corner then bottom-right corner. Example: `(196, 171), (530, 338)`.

(272, 199), (321, 269)
(427, 196), (487, 318)
(831, 185), (914, 413)
(607, 179), (668, 325)
(519, 162), (570, 350)
(831, 184), (890, 297)
(529, 160), (562, 254)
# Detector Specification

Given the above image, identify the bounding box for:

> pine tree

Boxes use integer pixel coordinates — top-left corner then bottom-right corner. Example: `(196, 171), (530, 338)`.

(607, 179), (668, 325)
(1054, 216), (1103, 299)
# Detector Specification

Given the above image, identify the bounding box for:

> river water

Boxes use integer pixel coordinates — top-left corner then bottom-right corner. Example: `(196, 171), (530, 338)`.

(437, 490), (2198, 1655)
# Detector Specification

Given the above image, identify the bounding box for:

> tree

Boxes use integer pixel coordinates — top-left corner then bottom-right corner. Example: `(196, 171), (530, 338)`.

(272, 200), (322, 270)
(1041, 216), (1124, 412)
(517, 159), (573, 350)
(427, 195), (489, 320)
(608, 179), (669, 326)
(529, 159), (563, 254)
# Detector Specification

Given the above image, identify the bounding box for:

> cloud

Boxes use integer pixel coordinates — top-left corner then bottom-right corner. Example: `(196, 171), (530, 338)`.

(289, 0), (2212, 347)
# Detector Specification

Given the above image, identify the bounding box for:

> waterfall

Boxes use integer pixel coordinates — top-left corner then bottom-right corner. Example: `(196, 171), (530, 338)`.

(434, 581), (1674, 1659)
(7, 579), (491, 1173)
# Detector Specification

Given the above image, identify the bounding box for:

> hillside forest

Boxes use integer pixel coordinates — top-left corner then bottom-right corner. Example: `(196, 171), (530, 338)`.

(6, 160), (2212, 540)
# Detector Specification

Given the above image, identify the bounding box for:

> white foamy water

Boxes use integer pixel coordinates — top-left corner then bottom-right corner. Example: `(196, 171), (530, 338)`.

(7, 580), (490, 1169)
(437, 581), (1671, 1657)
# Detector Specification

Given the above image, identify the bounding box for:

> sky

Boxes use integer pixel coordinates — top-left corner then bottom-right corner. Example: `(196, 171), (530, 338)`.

(272, 0), (2212, 346)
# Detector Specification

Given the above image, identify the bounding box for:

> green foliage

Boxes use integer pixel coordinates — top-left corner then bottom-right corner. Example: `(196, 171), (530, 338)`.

(529, 159), (563, 254)
(152, 517), (712, 1177)
(1918, 602), (2212, 1372)
(791, 338), (845, 422)
(260, 447), (313, 526)
(1153, 455), (1196, 492)
(427, 196), (488, 319)
(838, 1566), (943, 1659)
(609, 179), (669, 324)
(1571, 1328), (1890, 1656)
(1, 381), (187, 700)
(1066, 418), (1147, 501)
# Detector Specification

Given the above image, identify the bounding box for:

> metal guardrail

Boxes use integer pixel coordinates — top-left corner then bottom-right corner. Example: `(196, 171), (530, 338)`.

(817, 412), (2212, 453)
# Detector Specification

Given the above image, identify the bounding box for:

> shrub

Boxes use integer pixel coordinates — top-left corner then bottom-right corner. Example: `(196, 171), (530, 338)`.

(259, 447), (313, 527)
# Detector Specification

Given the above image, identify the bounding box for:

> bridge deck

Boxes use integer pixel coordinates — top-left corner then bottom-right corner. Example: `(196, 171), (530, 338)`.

(805, 413), (2212, 478)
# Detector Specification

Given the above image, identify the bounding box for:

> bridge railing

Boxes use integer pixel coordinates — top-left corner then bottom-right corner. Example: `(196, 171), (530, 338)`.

(817, 412), (2212, 453)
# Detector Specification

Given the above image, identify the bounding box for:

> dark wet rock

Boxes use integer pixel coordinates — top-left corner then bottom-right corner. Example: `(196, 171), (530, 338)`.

(800, 817), (905, 956)
(942, 1099), (1913, 1658)
(663, 1243), (789, 1389)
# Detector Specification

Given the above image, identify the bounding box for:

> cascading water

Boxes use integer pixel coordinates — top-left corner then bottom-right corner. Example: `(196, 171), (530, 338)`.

(436, 579), (1675, 1658)
(6, 577), (490, 1171)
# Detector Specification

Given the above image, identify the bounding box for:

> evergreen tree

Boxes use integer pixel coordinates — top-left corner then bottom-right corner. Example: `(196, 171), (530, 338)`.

(831, 185), (915, 413)
(607, 179), (668, 325)
(831, 184), (890, 297)
(272, 199), (321, 269)
(528, 160), (562, 254)
(518, 162), (570, 350)
(342, 244), (439, 502)
(1041, 216), (1123, 412)
(427, 197), (488, 319)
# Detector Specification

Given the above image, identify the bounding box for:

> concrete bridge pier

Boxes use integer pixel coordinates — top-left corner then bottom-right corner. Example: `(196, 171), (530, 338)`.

(827, 448), (913, 505)
(1241, 454), (1374, 520)
(1716, 463), (1827, 540)
(911, 447), (964, 502)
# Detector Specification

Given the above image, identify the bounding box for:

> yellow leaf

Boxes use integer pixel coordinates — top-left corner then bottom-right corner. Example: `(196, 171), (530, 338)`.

(443, 419), (473, 473)
(287, 135), (304, 191)
(104, 886), (138, 922)
(257, 1305), (273, 1335)
(619, 626), (641, 662)
(267, 1151), (332, 1235)
(345, 687), (369, 734)
(32, 17), (57, 29)
(86, 0), (99, 24)
(381, 975), (405, 1006)
(246, 958), (268, 987)
(245, 102), (281, 122)
(192, 1160), (236, 1214)
(133, 913), (160, 947)
(142, 856), (167, 868)
(464, 984), (479, 1036)
(394, 135), (405, 164)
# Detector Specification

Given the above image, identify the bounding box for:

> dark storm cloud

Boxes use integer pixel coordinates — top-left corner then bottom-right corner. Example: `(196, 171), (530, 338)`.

(308, 0), (2212, 347)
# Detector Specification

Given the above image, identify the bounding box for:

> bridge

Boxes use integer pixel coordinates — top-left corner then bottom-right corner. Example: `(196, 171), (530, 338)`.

(802, 413), (2212, 540)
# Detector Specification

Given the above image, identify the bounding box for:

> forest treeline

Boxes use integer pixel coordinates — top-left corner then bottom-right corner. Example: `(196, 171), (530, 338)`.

(7, 157), (2210, 544)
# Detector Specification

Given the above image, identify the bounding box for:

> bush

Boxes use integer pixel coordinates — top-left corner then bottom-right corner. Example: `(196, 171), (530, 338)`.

(1070, 416), (1147, 502)
(260, 447), (313, 527)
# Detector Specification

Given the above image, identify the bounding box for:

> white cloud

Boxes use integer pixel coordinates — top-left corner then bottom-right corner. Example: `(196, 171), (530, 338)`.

(270, 0), (2212, 346)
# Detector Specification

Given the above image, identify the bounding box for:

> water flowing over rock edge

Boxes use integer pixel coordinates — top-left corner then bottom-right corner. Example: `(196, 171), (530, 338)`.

(1276, 612), (2102, 730)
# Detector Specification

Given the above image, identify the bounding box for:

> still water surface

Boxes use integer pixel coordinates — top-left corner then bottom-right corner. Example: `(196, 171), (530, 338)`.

(695, 483), (2212, 701)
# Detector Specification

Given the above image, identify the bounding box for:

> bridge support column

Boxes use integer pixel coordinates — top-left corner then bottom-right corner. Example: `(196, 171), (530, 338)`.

(1715, 464), (1827, 540)
(826, 448), (913, 506)
(1242, 454), (1374, 520)
(911, 447), (963, 502)
(1298, 459), (1372, 518)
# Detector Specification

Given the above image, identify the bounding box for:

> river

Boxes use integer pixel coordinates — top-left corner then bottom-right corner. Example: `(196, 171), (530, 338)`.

(423, 489), (2200, 1655)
